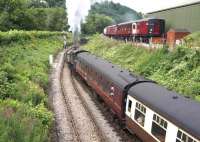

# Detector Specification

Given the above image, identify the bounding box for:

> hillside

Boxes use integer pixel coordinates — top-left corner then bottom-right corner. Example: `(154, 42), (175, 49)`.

(81, 1), (142, 35)
(83, 33), (200, 102)
(0, 31), (71, 141)
(90, 1), (142, 23)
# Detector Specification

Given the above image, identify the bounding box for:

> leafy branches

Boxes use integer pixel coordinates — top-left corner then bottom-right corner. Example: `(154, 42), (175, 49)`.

(0, 0), (68, 31)
(0, 31), (66, 141)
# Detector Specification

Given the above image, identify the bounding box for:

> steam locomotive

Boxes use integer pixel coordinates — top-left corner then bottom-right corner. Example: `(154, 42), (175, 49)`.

(103, 18), (165, 42)
(66, 49), (200, 142)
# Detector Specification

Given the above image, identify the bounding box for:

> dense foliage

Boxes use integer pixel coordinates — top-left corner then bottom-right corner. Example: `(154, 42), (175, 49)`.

(90, 1), (142, 23)
(184, 32), (200, 48)
(82, 13), (113, 35)
(0, 0), (67, 31)
(83, 34), (200, 102)
(30, 0), (66, 8)
(0, 31), (71, 141)
(81, 1), (142, 35)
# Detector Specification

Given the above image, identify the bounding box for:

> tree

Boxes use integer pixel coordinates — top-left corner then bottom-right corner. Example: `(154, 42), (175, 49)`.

(45, 0), (65, 8)
(28, 0), (48, 8)
(0, 0), (29, 31)
(89, 1), (142, 23)
(29, 0), (66, 8)
(46, 8), (68, 31)
(0, 0), (68, 31)
(82, 14), (113, 35)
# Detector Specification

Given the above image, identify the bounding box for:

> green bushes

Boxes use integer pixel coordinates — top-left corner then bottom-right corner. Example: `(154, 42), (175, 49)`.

(184, 31), (200, 48)
(0, 30), (64, 45)
(83, 34), (200, 101)
(23, 8), (68, 31)
(0, 0), (68, 31)
(0, 100), (53, 142)
(0, 31), (68, 141)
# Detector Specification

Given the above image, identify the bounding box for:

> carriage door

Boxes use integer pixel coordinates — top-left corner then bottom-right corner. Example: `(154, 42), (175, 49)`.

(126, 96), (136, 118)
(132, 23), (137, 35)
(149, 20), (160, 35)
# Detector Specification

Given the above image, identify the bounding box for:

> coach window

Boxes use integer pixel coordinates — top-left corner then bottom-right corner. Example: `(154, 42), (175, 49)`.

(106, 81), (111, 93)
(102, 79), (106, 91)
(176, 130), (197, 142)
(151, 114), (168, 142)
(134, 102), (146, 127)
(106, 81), (110, 90)
(128, 100), (132, 112)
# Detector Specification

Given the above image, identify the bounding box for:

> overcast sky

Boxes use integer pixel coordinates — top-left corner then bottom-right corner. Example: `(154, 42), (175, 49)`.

(103, 0), (200, 13)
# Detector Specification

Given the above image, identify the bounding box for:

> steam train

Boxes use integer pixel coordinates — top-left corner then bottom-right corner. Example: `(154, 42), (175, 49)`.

(103, 18), (165, 42)
(66, 49), (200, 142)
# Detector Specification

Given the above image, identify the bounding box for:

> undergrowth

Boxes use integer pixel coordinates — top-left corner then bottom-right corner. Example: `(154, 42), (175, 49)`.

(0, 31), (71, 141)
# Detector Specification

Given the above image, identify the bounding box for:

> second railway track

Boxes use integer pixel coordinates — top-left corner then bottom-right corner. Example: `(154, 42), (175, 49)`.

(60, 64), (106, 142)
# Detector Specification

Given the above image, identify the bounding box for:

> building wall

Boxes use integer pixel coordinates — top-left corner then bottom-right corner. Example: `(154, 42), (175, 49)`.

(146, 2), (200, 32)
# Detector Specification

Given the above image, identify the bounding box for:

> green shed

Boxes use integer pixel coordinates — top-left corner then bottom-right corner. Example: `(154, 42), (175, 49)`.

(146, 2), (200, 32)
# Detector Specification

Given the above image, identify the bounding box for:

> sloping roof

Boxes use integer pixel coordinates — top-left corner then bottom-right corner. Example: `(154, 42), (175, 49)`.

(107, 18), (165, 27)
(128, 82), (200, 140)
(77, 52), (140, 89)
(147, 1), (200, 14)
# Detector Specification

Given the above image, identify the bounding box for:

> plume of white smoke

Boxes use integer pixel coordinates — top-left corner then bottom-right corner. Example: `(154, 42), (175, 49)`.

(66, 0), (92, 33)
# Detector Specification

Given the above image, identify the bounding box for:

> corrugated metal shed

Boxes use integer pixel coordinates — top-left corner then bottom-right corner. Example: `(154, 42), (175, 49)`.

(146, 2), (200, 32)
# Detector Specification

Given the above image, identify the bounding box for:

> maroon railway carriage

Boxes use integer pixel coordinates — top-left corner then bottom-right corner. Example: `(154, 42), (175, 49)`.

(104, 18), (165, 41)
(74, 52), (151, 121)
(104, 25), (117, 37)
(67, 50), (200, 142)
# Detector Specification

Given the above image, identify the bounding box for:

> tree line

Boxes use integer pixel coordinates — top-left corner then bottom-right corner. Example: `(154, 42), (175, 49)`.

(81, 1), (142, 35)
(0, 0), (142, 34)
(0, 0), (68, 31)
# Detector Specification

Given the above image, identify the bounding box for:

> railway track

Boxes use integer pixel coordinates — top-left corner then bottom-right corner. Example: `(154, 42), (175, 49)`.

(60, 72), (81, 142)
(70, 72), (108, 142)
(60, 64), (105, 142)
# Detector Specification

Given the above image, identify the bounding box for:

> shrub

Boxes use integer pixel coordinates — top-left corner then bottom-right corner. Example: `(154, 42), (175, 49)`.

(0, 100), (52, 142)
(0, 30), (71, 141)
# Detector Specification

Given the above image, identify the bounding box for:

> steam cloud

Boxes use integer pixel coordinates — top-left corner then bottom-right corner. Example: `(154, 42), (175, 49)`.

(66, 0), (92, 33)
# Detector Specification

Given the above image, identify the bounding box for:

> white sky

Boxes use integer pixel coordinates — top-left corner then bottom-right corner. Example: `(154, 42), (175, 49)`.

(102, 0), (200, 13)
